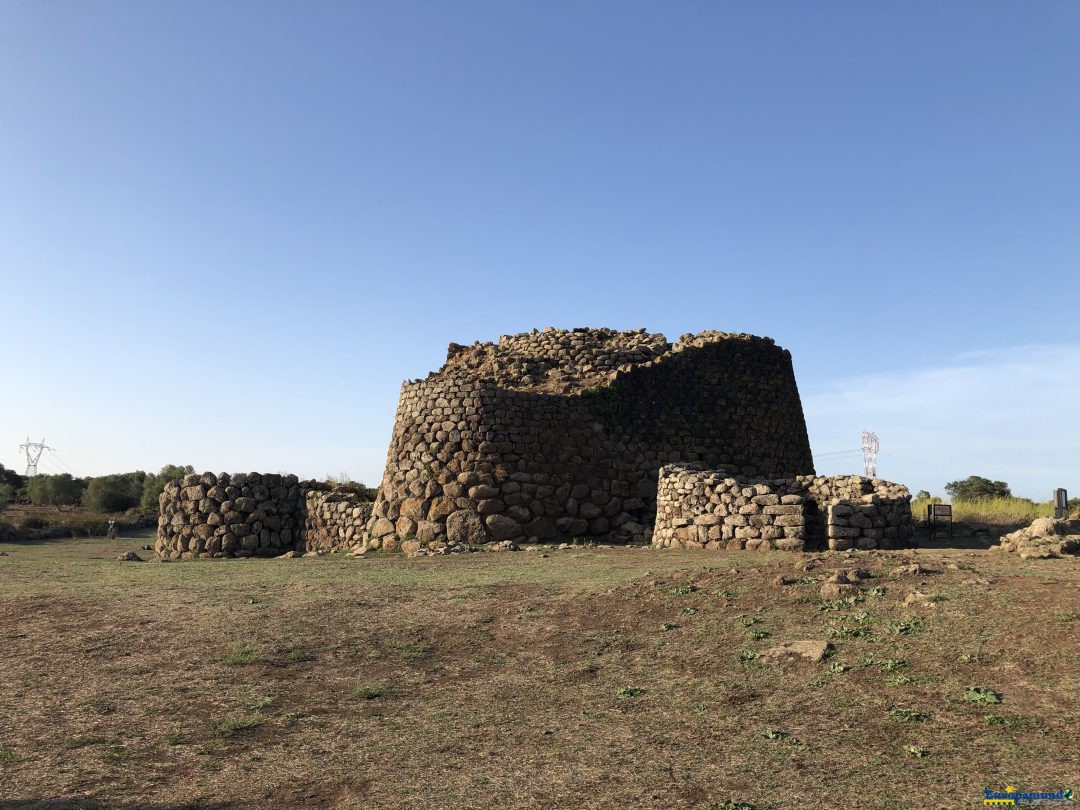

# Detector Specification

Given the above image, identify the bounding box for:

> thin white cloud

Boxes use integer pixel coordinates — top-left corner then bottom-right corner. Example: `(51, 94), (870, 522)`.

(802, 344), (1080, 500)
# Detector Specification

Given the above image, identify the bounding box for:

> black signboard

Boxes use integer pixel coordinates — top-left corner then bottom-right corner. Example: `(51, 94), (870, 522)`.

(928, 503), (953, 543)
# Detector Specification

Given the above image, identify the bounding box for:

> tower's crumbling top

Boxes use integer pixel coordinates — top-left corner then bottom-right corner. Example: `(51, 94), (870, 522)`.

(428, 327), (779, 394)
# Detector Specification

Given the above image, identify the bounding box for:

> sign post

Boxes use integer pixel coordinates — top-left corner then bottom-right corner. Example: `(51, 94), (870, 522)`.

(1053, 489), (1069, 520)
(928, 503), (953, 544)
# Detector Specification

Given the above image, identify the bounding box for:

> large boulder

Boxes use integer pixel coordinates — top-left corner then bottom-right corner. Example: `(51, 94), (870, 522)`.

(446, 509), (487, 545)
(485, 514), (522, 541)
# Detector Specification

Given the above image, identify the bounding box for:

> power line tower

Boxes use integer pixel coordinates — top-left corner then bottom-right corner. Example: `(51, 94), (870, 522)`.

(18, 437), (54, 476)
(860, 431), (879, 478)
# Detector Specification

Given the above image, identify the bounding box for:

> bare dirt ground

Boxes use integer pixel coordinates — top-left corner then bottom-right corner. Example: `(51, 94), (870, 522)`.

(0, 533), (1077, 809)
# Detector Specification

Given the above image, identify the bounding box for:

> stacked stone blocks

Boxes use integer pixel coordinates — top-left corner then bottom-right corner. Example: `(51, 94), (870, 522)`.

(365, 328), (815, 551)
(652, 464), (913, 552)
(156, 473), (374, 559)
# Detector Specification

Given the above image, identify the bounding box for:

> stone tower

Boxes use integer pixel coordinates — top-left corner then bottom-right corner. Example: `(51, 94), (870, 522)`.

(365, 328), (814, 548)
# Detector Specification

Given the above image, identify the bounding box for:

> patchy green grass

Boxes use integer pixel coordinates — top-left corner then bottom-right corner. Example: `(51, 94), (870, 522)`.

(0, 532), (1078, 808)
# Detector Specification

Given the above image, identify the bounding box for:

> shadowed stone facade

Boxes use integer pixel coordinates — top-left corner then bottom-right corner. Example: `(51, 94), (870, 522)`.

(363, 328), (816, 550)
(156, 473), (372, 558)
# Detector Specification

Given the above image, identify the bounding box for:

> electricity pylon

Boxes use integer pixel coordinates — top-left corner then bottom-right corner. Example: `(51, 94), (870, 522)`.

(18, 437), (54, 476)
(860, 431), (879, 478)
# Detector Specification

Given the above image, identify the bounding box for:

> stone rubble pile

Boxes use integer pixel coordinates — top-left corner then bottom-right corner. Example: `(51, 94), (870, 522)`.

(994, 517), (1080, 559)
(437, 327), (672, 394)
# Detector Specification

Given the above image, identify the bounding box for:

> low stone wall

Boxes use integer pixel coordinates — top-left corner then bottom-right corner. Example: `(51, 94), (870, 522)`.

(302, 490), (374, 553)
(652, 464), (913, 552)
(156, 472), (304, 559)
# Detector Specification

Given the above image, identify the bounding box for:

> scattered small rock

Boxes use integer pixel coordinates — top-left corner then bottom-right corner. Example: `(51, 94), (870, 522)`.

(277, 550), (303, 559)
(902, 590), (936, 607)
(759, 640), (831, 665)
(890, 563), (928, 577)
(116, 552), (144, 562)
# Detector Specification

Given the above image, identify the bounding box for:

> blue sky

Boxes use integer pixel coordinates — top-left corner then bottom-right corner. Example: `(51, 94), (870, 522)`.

(1, 1), (1077, 499)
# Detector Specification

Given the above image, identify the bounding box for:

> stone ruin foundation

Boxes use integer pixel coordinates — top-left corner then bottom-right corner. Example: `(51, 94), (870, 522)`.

(155, 327), (916, 557)
(651, 464), (914, 552)
(362, 328), (817, 551)
(156, 472), (372, 559)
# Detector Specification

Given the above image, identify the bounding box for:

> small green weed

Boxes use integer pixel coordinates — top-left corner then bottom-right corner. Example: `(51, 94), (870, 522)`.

(660, 622), (680, 631)
(737, 649), (758, 663)
(745, 629), (770, 641)
(886, 618), (924, 636)
(619, 686), (646, 698)
(353, 684), (385, 700)
(1055, 611), (1078, 623)
(964, 687), (1002, 704)
(670, 585), (697, 596)
(826, 661), (848, 675)
(888, 707), (929, 723)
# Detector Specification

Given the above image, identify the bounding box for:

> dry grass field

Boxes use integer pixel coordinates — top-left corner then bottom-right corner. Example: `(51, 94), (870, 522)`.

(1, 532), (1077, 809)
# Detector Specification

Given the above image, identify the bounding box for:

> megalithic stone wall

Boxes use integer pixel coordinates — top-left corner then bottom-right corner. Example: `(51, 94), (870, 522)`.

(156, 473), (375, 559)
(365, 328), (816, 551)
(157, 472), (305, 559)
(302, 490), (374, 553)
(652, 464), (914, 552)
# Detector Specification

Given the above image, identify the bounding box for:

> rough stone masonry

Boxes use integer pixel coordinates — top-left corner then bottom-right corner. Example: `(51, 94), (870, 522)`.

(156, 327), (915, 557)
(363, 328), (820, 551)
(156, 473), (372, 559)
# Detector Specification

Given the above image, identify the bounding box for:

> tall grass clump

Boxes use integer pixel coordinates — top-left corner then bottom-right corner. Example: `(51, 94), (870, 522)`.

(911, 496), (1053, 526)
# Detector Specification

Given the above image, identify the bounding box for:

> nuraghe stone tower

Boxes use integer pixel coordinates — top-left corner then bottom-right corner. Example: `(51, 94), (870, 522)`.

(364, 328), (815, 548)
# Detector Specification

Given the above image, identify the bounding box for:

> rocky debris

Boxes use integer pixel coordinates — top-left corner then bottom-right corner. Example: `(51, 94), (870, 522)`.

(0, 551), (9, 556)
(437, 327), (673, 395)
(759, 640), (831, 665)
(772, 575), (795, 587)
(277, 550), (302, 559)
(961, 576), (992, 587)
(994, 517), (1080, 559)
(890, 563), (930, 577)
(820, 572), (862, 600)
(653, 464), (913, 553)
(401, 540), (422, 557)
(902, 590), (936, 607)
(139, 545), (153, 551)
(486, 540), (519, 552)
(116, 552), (144, 562)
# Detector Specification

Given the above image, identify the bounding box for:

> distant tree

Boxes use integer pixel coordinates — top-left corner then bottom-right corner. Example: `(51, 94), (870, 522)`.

(0, 482), (12, 509)
(82, 474), (143, 513)
(140, 464), (195, 512)
(0, 463), (25, 494)
(914, 490), (931, 501)
(26, 474), (84, 508)
(944, 476), (1011, 502)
